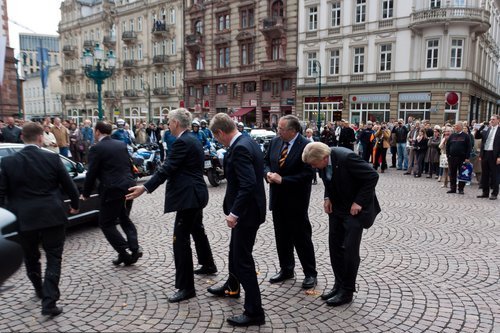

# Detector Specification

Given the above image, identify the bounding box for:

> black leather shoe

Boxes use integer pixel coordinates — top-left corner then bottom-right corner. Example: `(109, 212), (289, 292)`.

(207, 284), (240, 298)
(302, 276), (317, 289)
(168, 289), (196, 303)
(326, 291), (353, 307)
(227, 313), (265, 327)
(129, 247), (143, 265)
(477, 194), (489, 198)
(269, 270), (294, 283)
(41, 306), (63, 316)
(112, 252), (133, 266)
(458, 190), (464, 195)
(490, 195), (498, 200)
(194, 265), (217, 275)
(320, 286), (340, 300)
(446, 190), (456, 194)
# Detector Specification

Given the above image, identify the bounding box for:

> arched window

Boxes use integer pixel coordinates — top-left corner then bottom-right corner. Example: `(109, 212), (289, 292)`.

(194, 20), (203, 34)
(271, 0), (284, 18)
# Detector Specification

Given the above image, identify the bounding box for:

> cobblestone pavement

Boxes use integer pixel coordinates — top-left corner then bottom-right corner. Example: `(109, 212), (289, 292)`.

(0, 169), (499, 332)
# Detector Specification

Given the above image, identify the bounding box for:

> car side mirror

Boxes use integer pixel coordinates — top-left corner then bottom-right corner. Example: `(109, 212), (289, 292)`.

(75, 162), (85, 173)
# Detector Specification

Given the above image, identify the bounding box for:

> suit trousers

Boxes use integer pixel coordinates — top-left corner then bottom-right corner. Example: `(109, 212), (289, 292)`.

(272, 207), (317, 277)
(173, 208), (214, 290)
(481, 151), (499, 196)
(227, 224), (264, 317)
(328, 213), (364, 292)
(390, 146), (397, 167)
(99, 197), (139, 254)
(448, 156), (466, 192)
(19, 225), (65, 310)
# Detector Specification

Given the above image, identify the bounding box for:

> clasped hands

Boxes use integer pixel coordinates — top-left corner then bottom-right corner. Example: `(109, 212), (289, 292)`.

(266, 172), (282, 184)
(324, 198), (362, 216)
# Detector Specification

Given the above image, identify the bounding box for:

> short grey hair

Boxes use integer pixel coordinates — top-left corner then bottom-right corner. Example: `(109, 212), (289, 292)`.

(168, 108), (192, 129)
(302, 142), (331, 164)
(280, 115), (301, 132)
(209, 113), (236, 134)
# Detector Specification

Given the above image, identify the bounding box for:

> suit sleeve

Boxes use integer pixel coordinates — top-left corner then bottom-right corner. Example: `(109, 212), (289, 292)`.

(55, 156), (79, 209)
(347, 153), (379, 208)
(230, 145), (257, 217)
(0, 159), (9, 207)
(144, 138), (187, 193)
(263, 140), (273, 177)
(82, 145), (100, 197)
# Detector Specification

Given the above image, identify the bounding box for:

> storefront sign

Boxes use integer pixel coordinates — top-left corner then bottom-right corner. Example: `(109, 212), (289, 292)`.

(399, 92), (431, 102)
(250, 99), (257, 106)
(141, 108), (148, 114)
(350, 94), (390, 103)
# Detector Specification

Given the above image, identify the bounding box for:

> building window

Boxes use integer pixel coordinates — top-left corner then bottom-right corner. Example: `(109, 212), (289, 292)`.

(217, 47), (230, 68)
(308, 7), (318, 31)
(232, 83), (238, 98)
(124, 76), (129, 90)
(379, 44), (392, 72)
(203, 85), (210, 96)
(262, 80), (271, 92)
(272, 82), (280, 96)
(130, 19), (134, 31)
(194, 20), (203, 34)
(272, 39), (282, 60)
(171, 38), (176, 55)
(240, 7), (254, 28)
(282, 78), (292, 91)
(138, 44), (143, 60)
(329, 49), (340, 75)
(241, 42), (254, 65)
(426, 39), (439, 69)
(218, 13), (230, 31)
(353, 47), (365, 73)
(450, 39), (463, 69)
(430, 0), (441, 9)
(382, 0), (393, 19)
(271, 0), (284, 18)
(138, 17), (142, 31)
(399, 101), (431, 123)
(307, 52), (318, 77)
(216, 84), (227, 95)
(171, 70), (176, 87)
(243, 81), (256, 92)
(170, 8), (176, 24)
(355, 0), (366, 23)
(196, 52), (204, 70)
(189, 86), (194, 96)
(331, 2), (341, 27)
(444, 97), (459, 123)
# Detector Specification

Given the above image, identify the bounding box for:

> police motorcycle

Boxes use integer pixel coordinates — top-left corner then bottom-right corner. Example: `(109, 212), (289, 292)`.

(129, 143), (162, 178)
(204, 141), (226, 187)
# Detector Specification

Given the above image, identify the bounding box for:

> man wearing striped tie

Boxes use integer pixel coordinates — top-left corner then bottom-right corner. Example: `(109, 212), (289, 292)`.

(264, 115), (317, 290)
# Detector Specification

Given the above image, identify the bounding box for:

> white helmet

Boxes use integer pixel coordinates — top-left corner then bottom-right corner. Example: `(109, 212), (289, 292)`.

(192, 120), (200, 126)
(238, 122), (244, 127)
(116, 119), (125, 127)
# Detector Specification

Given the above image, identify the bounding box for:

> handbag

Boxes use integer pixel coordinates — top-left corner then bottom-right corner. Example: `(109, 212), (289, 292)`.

(457, 162), (473, 182)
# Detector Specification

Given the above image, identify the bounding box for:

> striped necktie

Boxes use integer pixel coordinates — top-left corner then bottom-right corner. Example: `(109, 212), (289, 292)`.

(279, 142), (289, 168)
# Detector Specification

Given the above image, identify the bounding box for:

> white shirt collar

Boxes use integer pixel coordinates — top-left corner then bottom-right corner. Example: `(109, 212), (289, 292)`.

(229, 132), (242, 148)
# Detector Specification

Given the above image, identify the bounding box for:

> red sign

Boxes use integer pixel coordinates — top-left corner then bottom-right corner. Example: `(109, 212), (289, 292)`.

(204, 100), (210, 108)
(446, 92), (459, 106)
(180, 100), (185, 108)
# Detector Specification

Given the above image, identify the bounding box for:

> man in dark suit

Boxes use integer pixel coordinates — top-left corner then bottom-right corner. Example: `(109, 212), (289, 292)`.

(0, 122), (79, 317)
(126, 108), (216, 303)
(302, 142), (381, 307)
(82, 121), (142, 266)
(264, 115), (317, 289)
(338, 120), (356, 151)
(208, 113), (266, 327)
(475, 114), (500, 200)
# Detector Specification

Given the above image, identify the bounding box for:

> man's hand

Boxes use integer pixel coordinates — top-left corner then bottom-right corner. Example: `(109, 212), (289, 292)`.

(126, 186), (146, 200)
(80, 194), (88, 201)
(324, 198), (332, 214)
(350, 202), (362, 216)
(226, 214), (238, 229)
(69, 207), (79, 214)
(267, 172), (283, 184)
(464, 159), (470, 163)
(496, 157), (500, 165)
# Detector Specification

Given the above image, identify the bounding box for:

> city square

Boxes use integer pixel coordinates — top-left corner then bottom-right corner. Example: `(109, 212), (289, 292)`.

(0, 170), (498, 332)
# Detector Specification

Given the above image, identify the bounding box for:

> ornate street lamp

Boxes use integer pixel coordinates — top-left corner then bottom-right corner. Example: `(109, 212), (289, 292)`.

(313, 60), (322, 132)
(82, 44), (116, 120)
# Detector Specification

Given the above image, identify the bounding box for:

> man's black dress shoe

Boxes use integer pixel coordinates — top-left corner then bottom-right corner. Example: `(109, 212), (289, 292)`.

(207, 284), (240, 298)
(168, 289), (196, 303)
(41, 306), (63, 316)
(458, 190), (464, 195)
(112, 252), (133, 266)
(226, 313), (265, 327)
(269, 270), (294, 283)
(477, 194), (489, 198)
(490, 195), (498, 200)
(320, 286), (340, 300)
(194, 265), (217, 275)
(129, 247), (143, 265)
(302, 276), (317, 289)
(326, 291), (353, 307)
(446, 190), (456, 194)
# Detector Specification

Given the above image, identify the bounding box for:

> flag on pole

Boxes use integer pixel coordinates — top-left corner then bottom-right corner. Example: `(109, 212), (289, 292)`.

(37, 47), (49, 89)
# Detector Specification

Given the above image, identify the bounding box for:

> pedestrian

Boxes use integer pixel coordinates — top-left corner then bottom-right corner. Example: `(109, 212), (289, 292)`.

(42, 124), (59, 153)
(51, 117), (70, 157)
(79, 119), (94, 164)
(126, 109), (217, 302)
(438, 127), (451, 187)
(446, 122), (471, 194)
(263, 115), (317, 289)
(82, 121), (142, 266)
(373, 123), (391, 173)
(135, 122), (147, 144)
(208, 113), (266, 327)
(393, 119), (409, 170)
(2, 117), (22, 143)
(302, 142), (380, 307)
(358, 121), (375, 163)
(413, 129), (428, 177)
(338, 120), (356, 151)
(0, 122), (79, 317)
(426, 126), (441, 179)
(475, 115), (499, 200)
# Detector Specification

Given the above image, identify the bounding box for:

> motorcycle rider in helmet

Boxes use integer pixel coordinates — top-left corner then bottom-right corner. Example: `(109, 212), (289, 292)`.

(191, 120), (209, 149)
(111, 119), (133, 146)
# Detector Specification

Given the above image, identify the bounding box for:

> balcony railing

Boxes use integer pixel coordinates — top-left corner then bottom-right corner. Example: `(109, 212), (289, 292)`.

(185, 33), (203, 51)
(122, 60), (137, 68)
(153, 87), (168, 96)
(62, 45), (76, 56)
(104, 91), (117, 98)
(152, 22), (168, 36)
(85, 92), (98, 100)
(103, 36), (116, 46)
(153, 55), (169, 65)
(65, 94), (78, 101)
(261, 17), (287, 38)
(410, 7), (490, 33)
(83, 40), (95, 49)
(122, 31), (137, 42)
(63, 69), (76, 77)
(123, 89), (139, 98)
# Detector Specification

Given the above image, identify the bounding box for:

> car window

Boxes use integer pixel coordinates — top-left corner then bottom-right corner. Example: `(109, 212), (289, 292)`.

(59, 157), (75, 173)
(0, 148), (22, 161)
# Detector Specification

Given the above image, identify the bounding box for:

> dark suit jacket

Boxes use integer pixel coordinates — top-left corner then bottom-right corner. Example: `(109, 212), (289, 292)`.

(475, 126), (500, 159)
(146, 127), (162, 143)
(224, 134), (266, 226)
(264, 134), (314, 211)
(0, 145), (79, 231)
(83, 136), (135, 202)
(321, 147), (381, 229)
(144, 131), (208, 213)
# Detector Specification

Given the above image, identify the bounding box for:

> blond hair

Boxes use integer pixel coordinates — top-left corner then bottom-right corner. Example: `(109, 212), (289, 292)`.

(302, 142), (331, 164)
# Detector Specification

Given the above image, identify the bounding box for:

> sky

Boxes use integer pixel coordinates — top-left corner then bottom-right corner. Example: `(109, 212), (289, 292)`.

(7, 0), (61, 53)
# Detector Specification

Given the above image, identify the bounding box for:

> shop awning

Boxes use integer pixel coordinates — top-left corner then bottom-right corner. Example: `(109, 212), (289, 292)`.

(232, 107), (255, 117)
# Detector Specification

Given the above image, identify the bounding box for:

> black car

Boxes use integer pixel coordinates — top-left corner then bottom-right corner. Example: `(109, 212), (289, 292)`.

(0, 143), (99, 237)
(0, 208), (23, 286)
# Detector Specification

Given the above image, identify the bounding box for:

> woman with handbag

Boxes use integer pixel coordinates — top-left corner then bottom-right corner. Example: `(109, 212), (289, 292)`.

(373, 123), (391, 173)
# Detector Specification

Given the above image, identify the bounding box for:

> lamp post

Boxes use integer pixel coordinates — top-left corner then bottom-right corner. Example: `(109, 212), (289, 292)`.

(313, 60), (322, 132)
(82, 44), (116, 120)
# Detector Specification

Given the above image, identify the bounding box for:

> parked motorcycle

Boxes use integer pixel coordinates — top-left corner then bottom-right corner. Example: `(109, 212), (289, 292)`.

(130, 143), (162, 178)
(204, 141), (226, 187)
